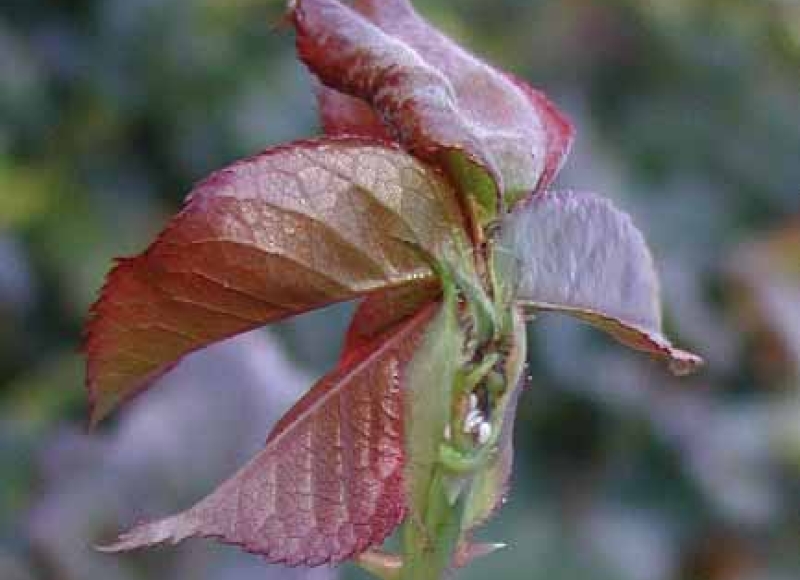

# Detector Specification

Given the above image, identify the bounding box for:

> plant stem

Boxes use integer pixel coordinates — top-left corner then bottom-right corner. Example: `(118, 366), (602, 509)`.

(400, 468), (464, 580)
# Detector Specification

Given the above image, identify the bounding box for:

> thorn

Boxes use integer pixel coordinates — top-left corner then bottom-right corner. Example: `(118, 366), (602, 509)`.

(454, 541), (507, 568)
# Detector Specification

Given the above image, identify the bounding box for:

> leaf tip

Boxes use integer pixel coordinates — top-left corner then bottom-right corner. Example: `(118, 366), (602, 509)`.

(86, 392), (114, 430)
(667, 349), (704, 376)
(94, 515), (191, 554)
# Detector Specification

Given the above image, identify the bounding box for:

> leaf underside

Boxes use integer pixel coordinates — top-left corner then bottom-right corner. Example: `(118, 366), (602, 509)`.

(294, 0), (574, 210)
(98, 303), (439, 566)
(316, 84), (390, 141)
(85, 137), (467, 424)
(501, 190), (702, 375)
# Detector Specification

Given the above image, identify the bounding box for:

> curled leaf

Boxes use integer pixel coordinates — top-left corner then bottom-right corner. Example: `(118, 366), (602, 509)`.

(503, 72), (574, 193)
(501, 190), (702, 375)
(292, 0), (574, 216)
(316, 77), (573, 197)
(98, 303), (438, 566)
(316, 85), (390, 140)
(85, 137), (467, 424)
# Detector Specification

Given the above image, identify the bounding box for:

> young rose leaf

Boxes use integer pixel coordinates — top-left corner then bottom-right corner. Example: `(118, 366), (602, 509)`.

(353, 0), (575, 199)
(316, 86), (390, 140)
(503, 73), (574, 194)
(85, 137), (468, 424)
(315, 80), (571, 197)
(98, 303), (438, 566)
(501, 190), (702, 375)
(342, 280), (440, 355)
(292, 0), (574, 220)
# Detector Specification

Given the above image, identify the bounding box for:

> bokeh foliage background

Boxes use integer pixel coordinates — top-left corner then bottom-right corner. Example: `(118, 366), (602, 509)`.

(1, 1), (799, 579)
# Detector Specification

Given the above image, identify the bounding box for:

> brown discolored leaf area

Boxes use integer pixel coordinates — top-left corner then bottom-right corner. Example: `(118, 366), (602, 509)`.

(85, 138), (467, 424)
(98, 303), (438, 566)
(501, 190), (702, 375)
(293, 0), (574, 212)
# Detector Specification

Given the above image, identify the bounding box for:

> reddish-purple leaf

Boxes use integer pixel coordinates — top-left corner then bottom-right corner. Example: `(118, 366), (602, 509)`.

(98, 303), (438, 566)
(292, 0), (574, 213)
(316, 86), (390, 140)
(317, 76), (573, 196)
(85, 137), (468, 424)
(501, 190), (702, 375)
(342, 281), (440, 355)
(504, 73), (574, 193)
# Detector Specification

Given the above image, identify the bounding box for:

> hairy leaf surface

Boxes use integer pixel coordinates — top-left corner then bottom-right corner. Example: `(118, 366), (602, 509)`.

(293, 0), (574, 215)
(85, 138), (468, 423)
(98, 303), (438, 565)
(502, 190), (702, 374)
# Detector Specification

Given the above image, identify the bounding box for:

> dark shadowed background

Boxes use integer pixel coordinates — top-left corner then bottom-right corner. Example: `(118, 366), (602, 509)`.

(1, 1), (799, 579)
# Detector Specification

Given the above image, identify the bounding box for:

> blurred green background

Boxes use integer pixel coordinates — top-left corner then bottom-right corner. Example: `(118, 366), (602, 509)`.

(1, 1), (799, 579)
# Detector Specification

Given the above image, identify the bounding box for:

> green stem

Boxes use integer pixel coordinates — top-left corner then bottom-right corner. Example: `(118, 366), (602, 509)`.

(400, 468), (463, 580)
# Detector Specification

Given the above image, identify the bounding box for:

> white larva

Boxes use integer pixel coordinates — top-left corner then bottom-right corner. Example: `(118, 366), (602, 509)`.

(477, 422), (492, 445)
(464, 409), (483, 433)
